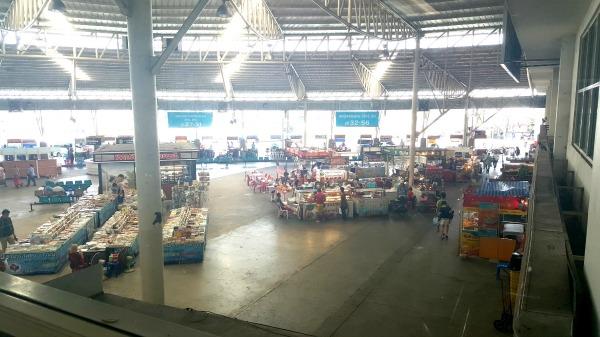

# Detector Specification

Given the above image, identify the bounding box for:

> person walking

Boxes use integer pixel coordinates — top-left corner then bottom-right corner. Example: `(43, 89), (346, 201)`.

(437, 200), (454, 240)
(340, 186), (349, 220)
(26, 164), (37, 187)
(0, 209), (17, 253)
(435, 192), (447, 232)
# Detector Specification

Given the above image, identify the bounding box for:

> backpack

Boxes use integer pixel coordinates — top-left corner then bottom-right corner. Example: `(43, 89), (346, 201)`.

(439, 203), (453, 219)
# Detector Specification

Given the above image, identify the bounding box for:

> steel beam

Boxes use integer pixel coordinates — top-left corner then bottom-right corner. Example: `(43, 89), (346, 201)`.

(220, 64), (234, 100)
(311, 0), (417, 41)
(351, 58), (388, 98)
(112, 0), (130, 17)
(152, 0), (210, 75)
(229, 0), (283, 40)
(284, 63), (306, 100)
(1, 0), (48, 31)
(0, 96), (547, 111)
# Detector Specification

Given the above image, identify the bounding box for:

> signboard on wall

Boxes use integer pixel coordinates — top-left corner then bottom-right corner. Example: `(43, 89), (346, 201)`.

(167, 111), (213, 128)
(335, 111), (379, 127)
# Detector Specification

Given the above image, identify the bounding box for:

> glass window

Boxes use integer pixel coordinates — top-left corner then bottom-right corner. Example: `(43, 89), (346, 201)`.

(573, 13), (600, 160)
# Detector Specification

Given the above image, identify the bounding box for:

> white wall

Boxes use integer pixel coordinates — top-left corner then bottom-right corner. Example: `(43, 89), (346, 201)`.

(568, 0), (600, 334)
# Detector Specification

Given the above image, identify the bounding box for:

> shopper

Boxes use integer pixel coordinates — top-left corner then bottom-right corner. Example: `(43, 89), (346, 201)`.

(0, 209), (17, 253)
(407, 187), (416, 210)
(0, 164), (6, 186)
(68, 244), (87, 272)
(437, 200), (454, 240)
(435, 192), (447, 232)
(26, 164), (37, 187)
(67, 146), (75, 167)
(13, 167), (22, 188)
(314, 188), (326, 222)
(340, 187), (349, 220)
(515, 146), (521, 157)
(117, 189), (125, 204)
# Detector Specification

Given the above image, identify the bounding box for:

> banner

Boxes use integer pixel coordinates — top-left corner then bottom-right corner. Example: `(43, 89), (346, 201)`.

(336, 111), (379, 127)
(167, 111), (213, 128)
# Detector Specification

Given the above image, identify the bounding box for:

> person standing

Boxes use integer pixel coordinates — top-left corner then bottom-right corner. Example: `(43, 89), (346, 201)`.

(68, 244), (87, 272)
(0, 164), (6, 186)
(13, 167), (22, 188)
(26, 164), (37, 187)
(407, 187), (416, 210)
(0, 209), (17, 253)
(314, 188), (326, 222)
(340, 187), (349, 220)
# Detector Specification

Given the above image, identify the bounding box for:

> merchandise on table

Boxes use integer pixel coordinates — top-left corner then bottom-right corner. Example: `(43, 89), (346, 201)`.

(163, 207), (208, 264)
(459, 181), (529, 260)
(353, 188), (388, 216)
(80, 207), (139, 260)
(4, 208), (95, 275)
(172, 181), (209, 208)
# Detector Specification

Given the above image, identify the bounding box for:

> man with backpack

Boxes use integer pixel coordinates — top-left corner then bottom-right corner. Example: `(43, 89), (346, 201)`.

(437, 199), (454, 240)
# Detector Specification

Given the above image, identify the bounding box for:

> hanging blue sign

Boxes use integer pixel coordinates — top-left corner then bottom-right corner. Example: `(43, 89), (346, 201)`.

(167, 111), (213, 128)
(336, 111), (379, 127)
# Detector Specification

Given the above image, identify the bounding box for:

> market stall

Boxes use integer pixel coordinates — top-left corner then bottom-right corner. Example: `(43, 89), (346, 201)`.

(79, 207), (139, 277)
(92, 142), (199, 198)
(3, 194), (117, 275)
(353, 188), (389, 217)
(459, 181), (529, 261)
(163, 207), (208, 264)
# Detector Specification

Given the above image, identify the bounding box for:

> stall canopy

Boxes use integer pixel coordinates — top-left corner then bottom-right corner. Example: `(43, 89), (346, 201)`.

(93, 143), (199, 163)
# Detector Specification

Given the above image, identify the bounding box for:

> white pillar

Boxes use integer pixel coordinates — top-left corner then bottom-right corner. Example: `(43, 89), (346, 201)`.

(408, 36), (420, 187)
(303, 104), (308, 147)
(546, 68), (559, 137)
(126, 0), (165, 304)
(554, 37), (575, 161)
(463, 92), (470, 147)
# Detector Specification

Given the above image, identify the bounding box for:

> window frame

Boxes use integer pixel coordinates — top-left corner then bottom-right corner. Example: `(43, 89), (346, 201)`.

(572, 11), (600, 164)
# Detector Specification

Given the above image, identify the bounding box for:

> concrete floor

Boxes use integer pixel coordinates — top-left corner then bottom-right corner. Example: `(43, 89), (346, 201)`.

(0, 163), (507, 337)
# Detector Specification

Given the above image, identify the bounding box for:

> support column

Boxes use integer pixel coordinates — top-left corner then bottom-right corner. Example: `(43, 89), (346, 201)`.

(408, 36), (420, 187)
(303, 104), (308, 147)
(463, 93), (470, 147)
(546, 67), (559, 137)
(554, 37), (575, 161)
(126, 0), (165, 304)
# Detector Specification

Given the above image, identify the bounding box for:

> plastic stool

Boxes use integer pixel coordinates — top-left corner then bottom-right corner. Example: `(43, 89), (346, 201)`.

(496, 262), (510, 280)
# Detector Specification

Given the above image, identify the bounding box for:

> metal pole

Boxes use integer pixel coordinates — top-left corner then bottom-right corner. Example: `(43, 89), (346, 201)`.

(303, 102), (308, 147)
(464, 30), (474, 147)
(126, 0), (165, 304)
(408, 35), (420, 187)
(463, 92), (470, 147)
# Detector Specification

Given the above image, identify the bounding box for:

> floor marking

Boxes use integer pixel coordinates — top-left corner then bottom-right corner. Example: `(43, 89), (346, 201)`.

(422, 322), (432, 336)
(450, 284), (465, 322)
(460, 308), (470, 337)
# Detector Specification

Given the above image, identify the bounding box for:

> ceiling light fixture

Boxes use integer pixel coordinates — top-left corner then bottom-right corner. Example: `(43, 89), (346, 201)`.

(216, 0), (231, 18)
(48, 0), (66, 13)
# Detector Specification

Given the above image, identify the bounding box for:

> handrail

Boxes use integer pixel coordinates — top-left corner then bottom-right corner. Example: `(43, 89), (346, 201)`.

(513, 125), (576, 336)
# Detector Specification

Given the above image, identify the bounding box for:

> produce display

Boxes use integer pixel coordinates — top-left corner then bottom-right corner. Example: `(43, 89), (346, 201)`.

(163, 207), (208, 264)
